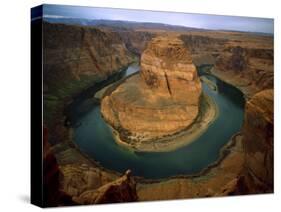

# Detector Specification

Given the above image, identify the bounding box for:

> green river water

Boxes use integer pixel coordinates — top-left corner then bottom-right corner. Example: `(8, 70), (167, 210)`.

(73, 64), (245, 179)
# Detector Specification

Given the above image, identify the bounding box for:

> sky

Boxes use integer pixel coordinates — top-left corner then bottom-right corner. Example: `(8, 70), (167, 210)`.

(42, 4), (274, 34)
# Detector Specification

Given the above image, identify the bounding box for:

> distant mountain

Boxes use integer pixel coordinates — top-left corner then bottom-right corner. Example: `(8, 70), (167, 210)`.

(43, 17), (205, 32)
(43, 17), (273, 36)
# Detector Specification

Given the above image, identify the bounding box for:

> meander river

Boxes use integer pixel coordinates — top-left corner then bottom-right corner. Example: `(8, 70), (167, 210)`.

(73, 63), (245, 179)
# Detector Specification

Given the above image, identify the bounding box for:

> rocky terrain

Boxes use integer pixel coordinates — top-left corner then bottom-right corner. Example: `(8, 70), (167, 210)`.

(42, 22), (136, 205)
(213, 43), (273, 98)
(137, 133), (246, 200)
(116, 29), (273, 98)
(43, 22), (133, 94)
(43, 22), (135, 142)
(240, 89), (274, 193)
(137, 88), (273, 199)
(42, 20), (274, 205)
(91, 20), (274, 98)
(180, 32), (273, 98)
(114, 30), (155, 56)
(136, 31), (273, 197)
(73, 170), (137, 204)
(100, 36), (218, 151)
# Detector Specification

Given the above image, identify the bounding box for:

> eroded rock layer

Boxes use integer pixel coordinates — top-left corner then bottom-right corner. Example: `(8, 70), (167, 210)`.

(179, 32), (273, 98)
(43, 21), (274, 205)
(101, 36), (202, 145)
(240, 89), (274, 193)
(136, 89), (274, 199)
(43, 22), (133, 95)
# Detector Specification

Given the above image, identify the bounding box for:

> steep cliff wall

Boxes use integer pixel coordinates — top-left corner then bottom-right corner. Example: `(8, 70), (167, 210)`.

(240, 89), (273, 193)
(116, 30), (155, 56)
(214, 46), (273, 96)
(43, 22), (134, 131)
(42, 22), (137, 205)
(43, 22), (134, 96)
(180, 34), (227, 65)
(180, 33), (273, 97)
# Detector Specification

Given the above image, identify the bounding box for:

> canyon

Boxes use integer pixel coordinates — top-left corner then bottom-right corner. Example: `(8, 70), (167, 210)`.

(137, 89), (273, 199)
(43, 22), (134, 96)
(42, 22), (136, 205)
(42, 20), (274, 205)
(101, 36), (218, 152)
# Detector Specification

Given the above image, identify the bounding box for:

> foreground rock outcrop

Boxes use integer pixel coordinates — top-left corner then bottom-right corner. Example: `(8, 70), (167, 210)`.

(53, 137), (138, 205)
(73, 170), (138, 204)
(240, 89), (274, 193)
(43, 127), (73, 206)
(101, 36), (202, 151)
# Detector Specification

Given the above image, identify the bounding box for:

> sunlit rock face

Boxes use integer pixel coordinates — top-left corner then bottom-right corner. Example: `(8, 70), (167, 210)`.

(141, 36), (201, 104)
(101, 36), (202, 143)
(241, 89), (273, 193)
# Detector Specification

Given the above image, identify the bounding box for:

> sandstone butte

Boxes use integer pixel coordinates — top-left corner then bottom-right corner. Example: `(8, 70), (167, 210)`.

(101, 36), (205, 151)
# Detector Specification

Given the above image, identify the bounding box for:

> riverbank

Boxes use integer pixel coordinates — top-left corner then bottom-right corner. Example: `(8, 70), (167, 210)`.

(197, 64), (253, 99)
(200, 75), (217, 91)
(45, 64), (137, 204)
(210, 66), (257, 99)
(51, 63), (245, 203)
(94, 62), (140, 100)
(108, 92), (218, 152)
(136, 132), (245, 200)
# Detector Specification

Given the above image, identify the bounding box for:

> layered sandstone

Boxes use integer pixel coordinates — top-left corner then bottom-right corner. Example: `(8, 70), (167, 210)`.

(43, 22), (133, 96)
(240, 89), (274, 193)
(180, 32), (273, 98)
(44, 22), (274, 205)
(137, 89), (274, 199)
(73, 170), (137, 204)
(43, 22), (134, 144)
(213, 46), (273, 98)
(53, 142), (138, 204)
(42, 22), (136, 205)
(117, 30), (155, 55)
(43, 127), (73, 206)
(101, 36), (202, 150)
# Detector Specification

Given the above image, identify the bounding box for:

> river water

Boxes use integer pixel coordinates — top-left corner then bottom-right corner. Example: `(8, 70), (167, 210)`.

(73, 64), (245, 179)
